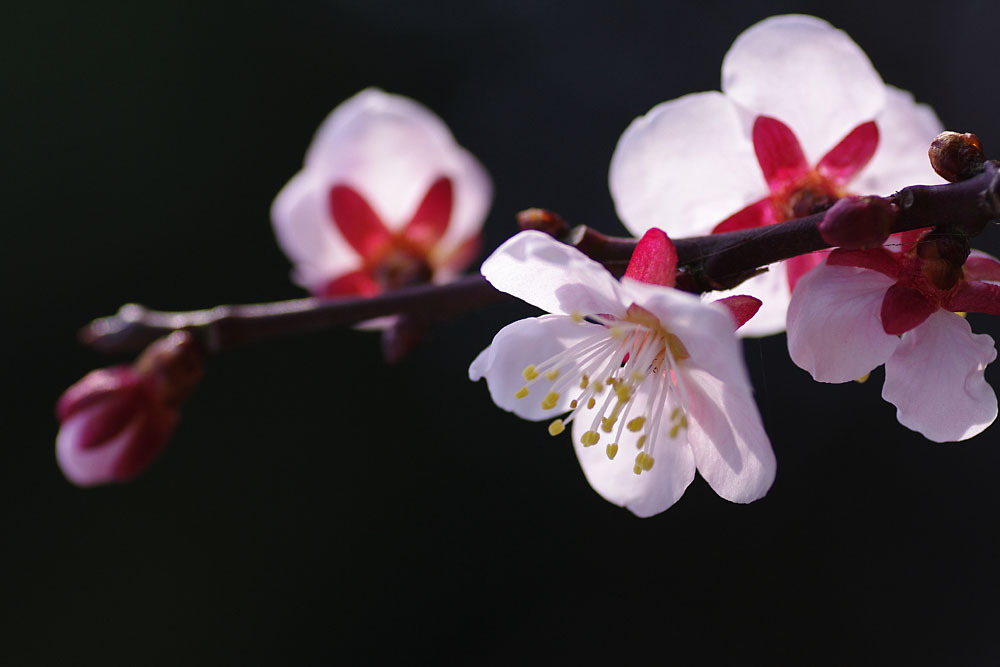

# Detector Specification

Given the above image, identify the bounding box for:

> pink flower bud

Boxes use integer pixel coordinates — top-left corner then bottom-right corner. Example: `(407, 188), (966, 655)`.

(55, 331), (203, 487)
(817, 196), (896, 249)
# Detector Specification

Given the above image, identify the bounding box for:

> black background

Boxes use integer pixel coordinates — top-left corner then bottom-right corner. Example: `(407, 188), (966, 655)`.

(4, 1), (1000, 664)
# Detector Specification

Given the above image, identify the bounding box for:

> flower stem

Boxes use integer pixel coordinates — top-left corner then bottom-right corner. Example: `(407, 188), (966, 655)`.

(81, 163), (1000, 356)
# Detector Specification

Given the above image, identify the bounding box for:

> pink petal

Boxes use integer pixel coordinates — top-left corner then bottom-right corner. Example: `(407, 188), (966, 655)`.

(713, 295), (762, 330)
(883, 310), (997, 442)
(481, 231), (627, 318)
(624, 228), (677, 287)
(816, 121), (879, 184)
(320, 270), (382, 298)
(711, 197), (776, 234)
(785, 251), (824, 292)
(752, 116), (809, 191)
(963, 251), (1000, 283)
(851, 86), (945, 195)
(609, 91), (765, 238)
(944, 281), (1000, 316)
(827, 247), (902, 279)
(683, 367), (775, 503)
(569, 384), (696, 517)
(722, 15), (885, 163)
(469, 315), (596, 421)
(402, 176), (453, 251)
(880, 284), (937, 335)
(328, 184), (393, 259)
(787, 261), (898, 382)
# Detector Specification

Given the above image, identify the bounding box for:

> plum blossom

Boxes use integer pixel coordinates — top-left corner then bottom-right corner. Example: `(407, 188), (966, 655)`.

(469, 229), (775, 517)
(609, 14), (944, 336)
(271, 88), (492, 297)
(787, 244), (1000, 442)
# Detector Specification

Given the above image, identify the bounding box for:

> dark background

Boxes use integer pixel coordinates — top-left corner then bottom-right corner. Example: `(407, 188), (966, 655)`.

(4, 1), (1000, 664)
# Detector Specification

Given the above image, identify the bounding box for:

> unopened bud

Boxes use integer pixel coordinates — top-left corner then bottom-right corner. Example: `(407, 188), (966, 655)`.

(55, 331), (203, 487)
(928, 132), (985, 182)
(817, 196), (896, 249)
(916, 228), (970, 290)
(516, 208), (570, 238)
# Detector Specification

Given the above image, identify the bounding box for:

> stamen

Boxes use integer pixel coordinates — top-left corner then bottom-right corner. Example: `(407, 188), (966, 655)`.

(581, 430), (600, 447)
(606, 443), (619, 459)
(548, 419), (565, 436)
(544, 369), (560, 381)
(587, 397), (596, 409)
(627, 417), (645, 432)
(515, 386), (529, 399)
(523, 365), (539, 381)
(541, 391), (560, 410)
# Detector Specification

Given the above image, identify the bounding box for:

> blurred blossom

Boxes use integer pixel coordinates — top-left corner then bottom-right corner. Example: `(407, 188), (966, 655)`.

(470, 230), (774, 517)
(609, 14), (944, 336)
(56, 331), (203, 487)
(787, 245), (1000, 442)
(271, 88), (492, 298)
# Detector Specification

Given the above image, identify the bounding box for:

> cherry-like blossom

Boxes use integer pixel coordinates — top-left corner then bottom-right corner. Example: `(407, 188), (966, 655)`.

(609, 14), (944, 336)
(787, 246), (1000, 442)
(469, 229), (775, 517)
(271, 88), (492, 297)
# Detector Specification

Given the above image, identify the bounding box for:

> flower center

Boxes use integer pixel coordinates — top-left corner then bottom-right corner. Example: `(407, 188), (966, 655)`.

(773, 171), (843, 221)
(514, 307), (690, 475)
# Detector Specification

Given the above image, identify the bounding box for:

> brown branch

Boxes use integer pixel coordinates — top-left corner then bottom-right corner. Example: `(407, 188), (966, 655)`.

(81, 162), (1000, 356)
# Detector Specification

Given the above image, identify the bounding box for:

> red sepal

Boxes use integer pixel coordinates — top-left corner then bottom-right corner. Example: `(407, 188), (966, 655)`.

(402, 176), (454, 250)
(816, 121), (879, 184)
(714, 295), (762, 329)
(329, 184), (393, 258)
(624, 228), (677, 287)
(880, 284), (937, 335)
(753, 116), (809, 191)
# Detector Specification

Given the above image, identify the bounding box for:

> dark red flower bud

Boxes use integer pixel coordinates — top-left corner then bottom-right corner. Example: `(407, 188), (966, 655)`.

(928, 132), (985, 182)
(916, 228), (970, 291)
(516, 208), (570, 238)
(55, 331), (203, 487)
(817, 196), (896, 249)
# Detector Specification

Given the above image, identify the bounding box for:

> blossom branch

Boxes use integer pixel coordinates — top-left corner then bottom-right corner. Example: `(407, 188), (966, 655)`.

(81, 161), (1000, 356)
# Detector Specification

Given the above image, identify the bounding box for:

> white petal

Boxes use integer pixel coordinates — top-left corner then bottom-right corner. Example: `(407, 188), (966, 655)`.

(683, 367), (776, 503)
(270, 170), (361, 291)
(622, 278), (751, 390)
(481, 231), (627, 317)
(304, 88), (491, 245)
(787, 261), (899, 382)
(722, 15), (886, 163)
(609, 91), (765, 238)
(851, 86), (946, 195)
(707, 267), (791, 338)
(883, 310), (998, 442)
(570, 385), (696, 517)
(469, 315), (597, 421)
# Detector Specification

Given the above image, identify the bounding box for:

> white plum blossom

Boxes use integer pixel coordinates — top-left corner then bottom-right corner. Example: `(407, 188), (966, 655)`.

(787, 247), (1000, 441)
(609, 14), (944, 336)
(469, 230), (775, 517)
(271, 88), (492, 297)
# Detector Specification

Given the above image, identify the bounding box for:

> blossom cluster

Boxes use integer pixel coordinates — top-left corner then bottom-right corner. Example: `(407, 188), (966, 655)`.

(55, 15), (1000, 519)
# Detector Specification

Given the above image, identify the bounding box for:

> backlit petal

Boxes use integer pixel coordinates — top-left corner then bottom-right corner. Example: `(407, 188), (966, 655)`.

(722, 15), (885, 163)
(883, 310), (997, 442)
(481, 231), (627, 317)
(787, 262), (898, 382)
(684, 367), (775, 503)
(707, 268), (791, 338)
(816, 121), (879, 185)
(752, 116), (809, 190)
(609, 91), (765, 238)
(469, 315), (594, 421)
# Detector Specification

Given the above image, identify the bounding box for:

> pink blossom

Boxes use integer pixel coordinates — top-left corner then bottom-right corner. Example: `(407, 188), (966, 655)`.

(271, 88), (492, 297)
(469, 230), (774, 516)
(787, 246), (1000, 441)
(609, 14), (944, 336)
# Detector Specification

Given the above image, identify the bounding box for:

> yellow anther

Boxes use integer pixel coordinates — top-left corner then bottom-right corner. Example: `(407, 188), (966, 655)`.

(541, 391), (560, 410)
(631, 370), (645, 382)
(570, 399), (578, 409)
(627, 417), (646, 432)
(571, 312), (584, 323)
(581, 430), (600, 447)
(544, 369), (560, 381)
(548, 419), (565, 436)
(515, 386), (529, 399)
(854, 373), (870, 384)
(610, 326), (623, 339)
(637, 435), (647, 449)
(606, 377), (616, 385)
(606, 443), (619, 460)
(522, 365), (539, 381)
(670, 406), (681, 420)
(615, 385), (631, 403)
(601, 417), (616, 433)
(587, 397), (596, 409)
(957, 311), (968, 318)
(594, 382), (605, 394)
(633, 464), (643, 475)
(580, 375), (589, 389)
(669, 422), (683, 438)
(638, 452), (654, 471)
